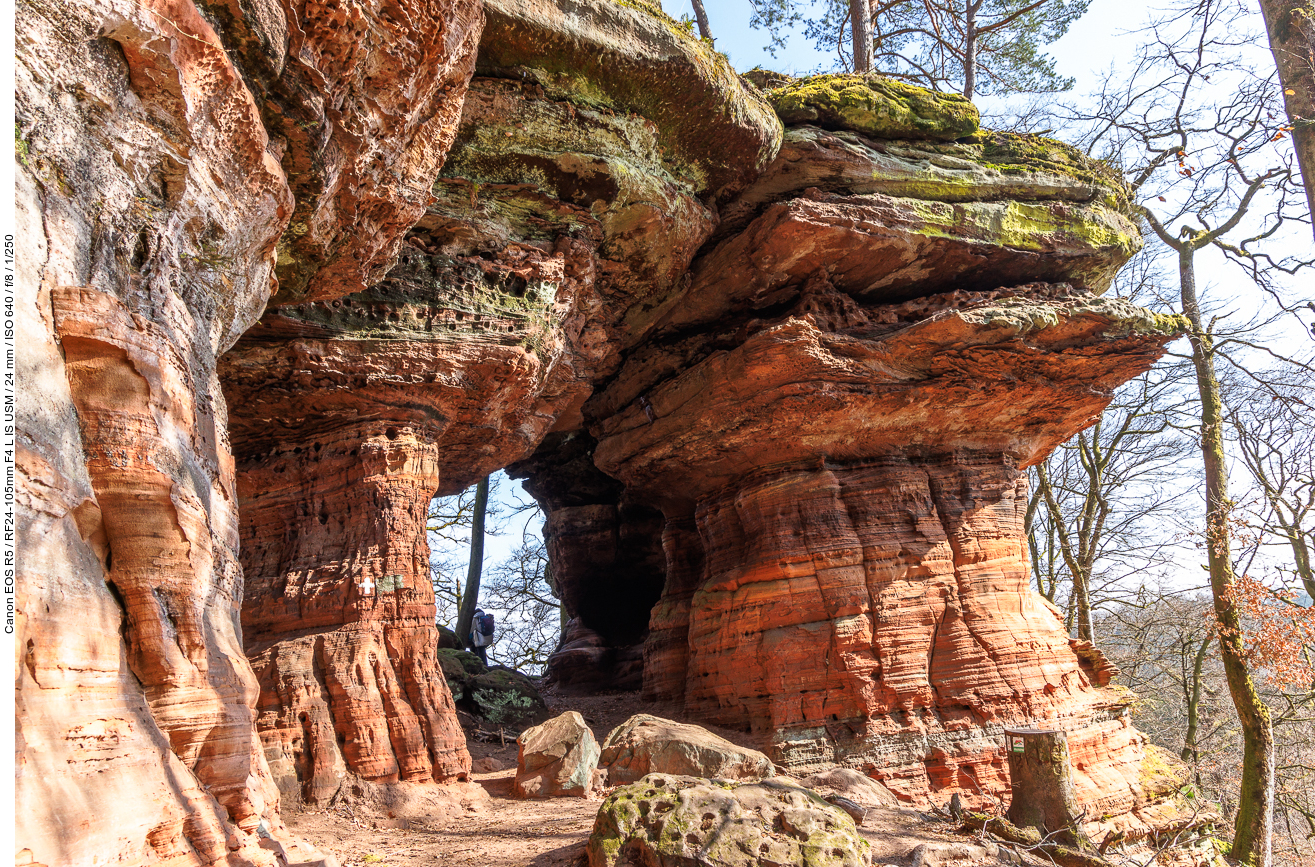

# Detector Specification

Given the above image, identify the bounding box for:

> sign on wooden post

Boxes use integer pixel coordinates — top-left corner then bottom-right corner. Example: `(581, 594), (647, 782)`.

(1003, 727), (1094, 851)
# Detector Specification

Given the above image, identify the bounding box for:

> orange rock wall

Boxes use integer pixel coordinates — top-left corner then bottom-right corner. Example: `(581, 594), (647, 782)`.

(656, 454), (1145, 812)
(238, 427), (468, 806)
(15, 0), (480, 860)
(218, 0), (781, 805)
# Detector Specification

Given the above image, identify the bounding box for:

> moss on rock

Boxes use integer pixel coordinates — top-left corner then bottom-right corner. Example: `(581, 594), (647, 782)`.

(977, 131), (1131, 205)
(768, 73), (979, 141)
(588, 774), (871, 867)
(477, 0), (781, 203)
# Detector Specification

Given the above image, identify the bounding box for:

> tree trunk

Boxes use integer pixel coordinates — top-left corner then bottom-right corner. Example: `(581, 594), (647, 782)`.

(1181, 634), (1210, 770)
(1179, 245), (1275, 867)
(690, 0), (712, 40)
(850, 0), (872, 72)
(1004, 728), (1093, 850)
(963, 6), (978, 98)
(1257, 0), (1315, 235)
(456, 475), (490, 646)
(1036, 461), (1094, 641)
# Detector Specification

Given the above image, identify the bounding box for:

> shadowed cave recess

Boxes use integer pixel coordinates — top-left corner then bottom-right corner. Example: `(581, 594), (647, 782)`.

(15, 0), (1199, 864)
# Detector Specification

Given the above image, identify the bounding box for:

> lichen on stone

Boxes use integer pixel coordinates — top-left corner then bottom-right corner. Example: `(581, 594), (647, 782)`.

(768, 73), (979, 142)
(587, 774), (871, 867)
(976, 131), (1132, 206)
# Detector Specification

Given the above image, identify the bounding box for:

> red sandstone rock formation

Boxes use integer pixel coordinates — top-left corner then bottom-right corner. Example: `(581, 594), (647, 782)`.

(209, 0), (486, 302)
(15, 0), (478, 860)
(568, 109), (1183, 830)
(218, 0), (780, 808)
(16, 0), (1192, 860)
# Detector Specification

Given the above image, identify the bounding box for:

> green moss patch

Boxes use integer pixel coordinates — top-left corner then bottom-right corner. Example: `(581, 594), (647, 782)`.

(978, 131), (1131, 205)
(768, 74), (979, 141)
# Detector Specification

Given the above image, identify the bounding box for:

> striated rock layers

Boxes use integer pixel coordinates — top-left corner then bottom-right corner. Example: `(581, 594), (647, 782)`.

(15, 0), (480, 862)
(218, 0), (781, 811)
(18, 0), (1187, 861)
(521, 76), (1186, 832)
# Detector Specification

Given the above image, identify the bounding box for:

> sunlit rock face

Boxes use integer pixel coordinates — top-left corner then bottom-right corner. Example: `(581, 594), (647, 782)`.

(16, 0), (1185, 857)
(15, 0), (294, 862)
(520, 76), (1184, 833)
(219, 0), (782, 807)
(14, 0), (479, 860)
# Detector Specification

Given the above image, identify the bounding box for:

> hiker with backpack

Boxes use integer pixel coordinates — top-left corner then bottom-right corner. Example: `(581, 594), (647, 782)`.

(468, 607), (495, 664)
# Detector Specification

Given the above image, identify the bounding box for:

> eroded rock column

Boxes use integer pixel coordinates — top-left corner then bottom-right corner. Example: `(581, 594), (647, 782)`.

(237, 425), (469, 805)
(587, 280), (1185, 828)
(221, 0), (782, 805)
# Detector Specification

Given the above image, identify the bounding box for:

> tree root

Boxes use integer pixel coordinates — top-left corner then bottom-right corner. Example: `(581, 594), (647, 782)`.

(961, 811), (1114, 867)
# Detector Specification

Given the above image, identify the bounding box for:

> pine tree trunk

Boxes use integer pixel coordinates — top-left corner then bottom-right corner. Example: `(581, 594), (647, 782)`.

(1179, 245), (1275, 867)
(850, 0), (872, 72)
(963, 8), (978, 98)
(690, 0), (712, 40)
(456, 476), (490, 646)
(1257, 0), (1315, 236)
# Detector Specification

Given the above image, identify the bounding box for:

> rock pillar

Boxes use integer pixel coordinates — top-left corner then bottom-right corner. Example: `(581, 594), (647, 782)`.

(238, 424), (469, 805)
(588, 284), (1186, 817)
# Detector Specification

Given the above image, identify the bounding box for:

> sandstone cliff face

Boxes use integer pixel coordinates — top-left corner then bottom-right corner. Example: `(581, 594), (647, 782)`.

(522, 78), (1182, 828)
(18, 0), (1188, 861)
(218, 0), (781, 808)
(15, 0), (477, 860)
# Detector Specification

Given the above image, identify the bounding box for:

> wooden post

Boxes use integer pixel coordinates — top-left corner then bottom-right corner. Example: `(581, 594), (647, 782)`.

(1004, 727), (1093, 851)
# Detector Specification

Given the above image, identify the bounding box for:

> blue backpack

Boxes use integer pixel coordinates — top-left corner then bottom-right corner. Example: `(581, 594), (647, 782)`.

(478, 612), (495, 637)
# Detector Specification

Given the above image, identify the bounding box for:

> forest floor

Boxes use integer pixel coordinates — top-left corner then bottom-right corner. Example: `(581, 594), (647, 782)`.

(285, 690), (1010, 867)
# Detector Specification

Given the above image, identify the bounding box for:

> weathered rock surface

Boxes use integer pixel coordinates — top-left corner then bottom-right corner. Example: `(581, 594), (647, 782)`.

(513, 711), (602, 799)
(15, 0), (479, 858)
(16, 0), (296, 861)
(543, 618), (648, 693)
(599, 715), (776, 786)
(803, 768), (901, 809)
(528, 71), (1183, 836)
(17, 0), (1194, 859)
(587, 774), (872, 867)
(218, 0), (780, 810)
(210, 0), (486, 303)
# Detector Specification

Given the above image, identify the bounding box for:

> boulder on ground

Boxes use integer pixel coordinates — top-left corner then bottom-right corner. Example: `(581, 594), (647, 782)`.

(437, 625), (464, 650)
(470, 668), (549, 728)
(587, 774), (872, 867)
(471, 757), (504, 774)
(803, 767), (901, 808)
(513, 711), (601, 799)
(436, 648), (487, 702)
(599, 714), (775, 785)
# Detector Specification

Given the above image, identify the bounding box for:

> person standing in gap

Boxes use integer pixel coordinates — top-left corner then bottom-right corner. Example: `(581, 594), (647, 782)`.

(469, 607), (494, 664)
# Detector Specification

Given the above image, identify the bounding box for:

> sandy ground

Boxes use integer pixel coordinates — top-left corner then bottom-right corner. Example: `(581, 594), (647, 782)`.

(286, 691), (995, 867)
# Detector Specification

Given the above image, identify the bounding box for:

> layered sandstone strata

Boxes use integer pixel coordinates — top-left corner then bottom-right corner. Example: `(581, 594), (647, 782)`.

(219, 0), (781, 805)
(526, 77), (1185, 831)
(14, 0), (479, 861)
(16, 0), (1191, 859)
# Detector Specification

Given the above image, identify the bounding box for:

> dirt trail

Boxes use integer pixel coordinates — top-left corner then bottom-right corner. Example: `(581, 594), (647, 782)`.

(286, 691), (988, 867)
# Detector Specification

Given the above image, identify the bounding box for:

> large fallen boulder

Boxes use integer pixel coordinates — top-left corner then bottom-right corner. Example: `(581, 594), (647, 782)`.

(598, 714), (775, 785)
(802, 767), (901, 809)
(587, 774), (872, 867)
(513, 711), (602, 799)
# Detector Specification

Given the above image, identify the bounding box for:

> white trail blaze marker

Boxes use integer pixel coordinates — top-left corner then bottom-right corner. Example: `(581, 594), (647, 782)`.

(358, 576), (375, 596)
